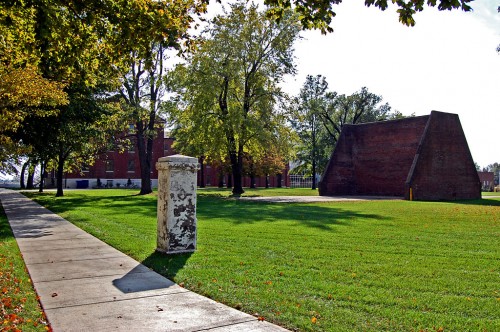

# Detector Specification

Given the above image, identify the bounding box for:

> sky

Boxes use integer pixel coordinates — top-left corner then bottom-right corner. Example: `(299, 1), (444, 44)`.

(277, 0), (500, 168)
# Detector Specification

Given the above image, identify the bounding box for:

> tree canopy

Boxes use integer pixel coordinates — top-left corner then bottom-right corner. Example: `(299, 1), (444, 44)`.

(1, 0), (208, 193)
(264, 0), (474, 33)
(291, 75), (405, 186)
(168, 1), (300, 195)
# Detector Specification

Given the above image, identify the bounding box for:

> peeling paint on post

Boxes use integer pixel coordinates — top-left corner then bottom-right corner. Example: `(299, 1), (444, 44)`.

(156, 155), (199, 254)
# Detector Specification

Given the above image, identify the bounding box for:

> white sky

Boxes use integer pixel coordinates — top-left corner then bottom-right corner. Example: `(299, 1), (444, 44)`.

(279, 0), (500, 168)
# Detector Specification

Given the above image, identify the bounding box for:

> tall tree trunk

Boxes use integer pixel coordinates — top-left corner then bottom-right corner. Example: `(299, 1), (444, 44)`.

(56, 155), (65, 197)
(136, 126), (152, 195)
(277, 173), (282, 188)
(311, 119), (317, 190)
(250, 174), (256, 188)
(199, 156), (205, 188)
(312, 158), (317, 190)
(230, 150), (244, 196)
(217, 170), (224, 188)
(27, 164), (35, 189)
(20, 161), (28, 189)
(38, 161), (45, 193)
(265, 174), (270, 189)
(249, 162), (256, 189)
(226, 130), (244, 195)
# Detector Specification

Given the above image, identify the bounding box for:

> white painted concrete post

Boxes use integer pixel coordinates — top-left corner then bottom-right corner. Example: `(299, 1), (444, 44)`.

(156, 155), (199, 254)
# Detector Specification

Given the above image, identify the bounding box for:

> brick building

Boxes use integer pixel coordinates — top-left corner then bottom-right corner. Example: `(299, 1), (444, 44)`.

(64, 127), (171, 188)
(478, 171), (495, 192)
(64, 128), (289, 189)
(319, 111), (481, 200)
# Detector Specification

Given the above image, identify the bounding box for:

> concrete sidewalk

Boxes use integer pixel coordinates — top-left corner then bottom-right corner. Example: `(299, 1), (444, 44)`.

(0, 189), (288, 332)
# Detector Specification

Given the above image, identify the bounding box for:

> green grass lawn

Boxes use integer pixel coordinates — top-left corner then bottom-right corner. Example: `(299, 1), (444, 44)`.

(0, 206), (49, 331)
(25, 190), (499, 331)
(482, 192), (500, 196)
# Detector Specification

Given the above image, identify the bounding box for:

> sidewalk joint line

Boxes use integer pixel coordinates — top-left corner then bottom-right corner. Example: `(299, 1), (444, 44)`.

(31, 269), (156, 283)
(25, 254), (127, 265)
(192, 318), (258, 331)
(43, 290), (190, 310)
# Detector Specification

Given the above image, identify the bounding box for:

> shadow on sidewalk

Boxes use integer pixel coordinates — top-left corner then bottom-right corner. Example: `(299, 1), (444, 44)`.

(112, 264), (179, 293)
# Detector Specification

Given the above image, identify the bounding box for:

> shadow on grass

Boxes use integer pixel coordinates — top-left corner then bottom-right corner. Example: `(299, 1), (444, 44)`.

(0, 206), (13, 241)
(438, 198), (500, 207)
(142, 251), (193, 281)
(198, 197), (390, 231)
(24, 191), (158, 219)
(24, 191), (391, 232)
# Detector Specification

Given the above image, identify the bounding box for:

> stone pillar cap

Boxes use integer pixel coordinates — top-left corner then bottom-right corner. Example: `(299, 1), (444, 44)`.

(158, 154), (198, 163)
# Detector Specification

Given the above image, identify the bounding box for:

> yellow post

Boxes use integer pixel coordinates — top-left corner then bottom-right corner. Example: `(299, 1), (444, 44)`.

(409, 187), (413, 201)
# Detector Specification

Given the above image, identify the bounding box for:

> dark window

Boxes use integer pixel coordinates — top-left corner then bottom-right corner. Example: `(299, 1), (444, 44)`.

(105, 160), (114, 172)
(127, 159), (135, 172)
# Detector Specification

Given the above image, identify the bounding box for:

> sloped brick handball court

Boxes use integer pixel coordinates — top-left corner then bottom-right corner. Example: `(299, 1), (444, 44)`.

(319, 111), (481, 201)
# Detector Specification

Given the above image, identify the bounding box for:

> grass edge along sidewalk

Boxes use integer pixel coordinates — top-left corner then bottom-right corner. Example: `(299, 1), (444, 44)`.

(26, 189), (500, 331)
(0, 204), (49, 331)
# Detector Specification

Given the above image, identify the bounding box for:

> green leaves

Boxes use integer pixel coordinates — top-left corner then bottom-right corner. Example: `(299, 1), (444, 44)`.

(264, 0), (474, 32)
(169, 1), (300, 181)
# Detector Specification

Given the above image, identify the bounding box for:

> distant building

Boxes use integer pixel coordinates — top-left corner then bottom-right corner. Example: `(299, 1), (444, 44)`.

(62, 127), (289, 189)
(319, 111), (481, 200)
(478, 171), (494, 192)
(64, 126), (170, 189)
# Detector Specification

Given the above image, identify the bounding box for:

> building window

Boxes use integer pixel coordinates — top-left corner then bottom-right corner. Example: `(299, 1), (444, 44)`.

(81, 163), (89, 172)
(127, 159), (135, 172)
(105, 160), (114, 172)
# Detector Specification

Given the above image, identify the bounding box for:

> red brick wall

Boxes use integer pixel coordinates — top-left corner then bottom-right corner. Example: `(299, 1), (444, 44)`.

(319, 111), (480, 200)
(66, 127), (167, 180)
(478, 171), (494, 191)
(319, 115), (429, 196)
(405, 112), (480, 200)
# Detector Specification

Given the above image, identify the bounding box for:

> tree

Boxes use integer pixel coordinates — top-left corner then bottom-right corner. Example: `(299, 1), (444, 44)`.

(169, 1), (300, 196)
(0, 4), (68, 140)
(264, 0), (473, 33)
(255, 150), (288, 188)
(291, 76), (403, 187)
(52, 86), (120, 197)
(290, 75), (330, 189)
(111, 0), (210, 195)
(13, 82), (120, 196)
(118, 45), (169, 195)
(318, 86), (401, 145)
(1, 0), (208, 193)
